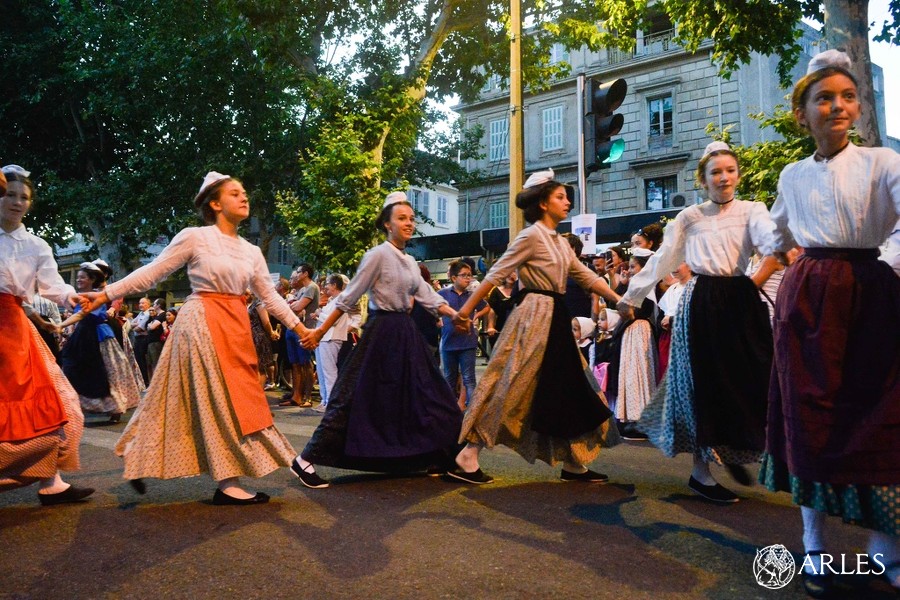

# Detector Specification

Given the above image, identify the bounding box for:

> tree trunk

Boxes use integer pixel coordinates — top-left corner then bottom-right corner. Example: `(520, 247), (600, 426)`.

(823, 0), (882, 147)
(86, 218), (126, 283)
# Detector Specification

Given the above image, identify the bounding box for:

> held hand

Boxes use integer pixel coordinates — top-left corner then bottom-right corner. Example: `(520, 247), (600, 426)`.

(80, 291), (108, 313)
(486, 327), (498, 337)
(269, 330), (280, 341)
(615, 300), (635, 321)
(300, 327), (322, 350)
(661, 316), (671, 330)
(452, 312), (471, 333)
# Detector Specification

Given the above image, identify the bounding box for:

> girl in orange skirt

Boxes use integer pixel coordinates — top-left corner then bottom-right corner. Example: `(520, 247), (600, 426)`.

(82, 172), (311, 505)
(0, 164), (92, 506)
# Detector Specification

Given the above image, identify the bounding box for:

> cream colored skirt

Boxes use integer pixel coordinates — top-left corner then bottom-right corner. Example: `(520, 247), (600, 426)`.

(115, 299), (295, 481)
(616, 320), (657, 422)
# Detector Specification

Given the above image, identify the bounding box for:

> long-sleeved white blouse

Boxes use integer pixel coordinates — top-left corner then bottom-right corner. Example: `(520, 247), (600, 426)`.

(335, 242), (447, 315)
(623, 200), (777, 307)
(104, 226), (300, 329)
(484, 221), (600, 293)
(0, 225), (75, 306)
(764, 143), (900, 254)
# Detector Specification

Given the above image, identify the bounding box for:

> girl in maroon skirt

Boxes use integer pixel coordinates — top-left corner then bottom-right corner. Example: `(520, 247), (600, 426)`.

(760, 50), (900, 597)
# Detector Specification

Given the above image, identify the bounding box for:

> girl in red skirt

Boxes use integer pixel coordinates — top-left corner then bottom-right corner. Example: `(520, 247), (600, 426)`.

(760, 50), (900, 596)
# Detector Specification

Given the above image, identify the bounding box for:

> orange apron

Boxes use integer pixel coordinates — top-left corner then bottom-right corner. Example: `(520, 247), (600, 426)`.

(198, 293), (273, 436)
(0, 293), (67, 442)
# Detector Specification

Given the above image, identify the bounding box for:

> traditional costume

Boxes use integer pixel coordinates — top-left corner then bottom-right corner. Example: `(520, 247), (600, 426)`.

(760, 141), (900, 534)
(301, 240), (463, 472)
(0, 226), (84, 491)
(624, 153), (777, 467)
(103, 224), (301, 482)
(459, 219), (619, 468)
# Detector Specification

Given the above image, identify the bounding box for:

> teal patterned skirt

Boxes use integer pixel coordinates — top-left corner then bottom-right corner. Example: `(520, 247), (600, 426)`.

(759, 453), (900, 535)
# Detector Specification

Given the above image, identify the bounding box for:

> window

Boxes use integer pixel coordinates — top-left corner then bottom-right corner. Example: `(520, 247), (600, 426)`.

(420, 191), (430, 218)
(276, 238), (294, 265)
(408, 189), (422, 211)
(489, 118), (509, 161)
(644, 175), (678, 210)
(481, 73), (504, 93)
(542, 105), (563, 152)
(489, 201), (508, 229)
(648, 95), (673, 138)
(647, 94), (674, 150)
(549, 43), (570, 65)
(437, 196), (448, 224)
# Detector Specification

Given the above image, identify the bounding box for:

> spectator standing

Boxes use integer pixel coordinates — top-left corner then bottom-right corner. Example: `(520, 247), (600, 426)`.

(438, 260), (488, 410)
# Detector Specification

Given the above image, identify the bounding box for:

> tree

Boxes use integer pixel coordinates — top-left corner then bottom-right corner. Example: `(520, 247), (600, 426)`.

(2, 1), (307, 274)
(661, 0), (896, 146)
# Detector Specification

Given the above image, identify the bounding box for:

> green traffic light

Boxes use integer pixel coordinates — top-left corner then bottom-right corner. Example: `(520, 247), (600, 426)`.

(603, 139), (625, 163)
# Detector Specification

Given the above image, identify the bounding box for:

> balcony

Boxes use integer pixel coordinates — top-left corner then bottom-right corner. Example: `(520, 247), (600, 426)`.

(608, 28), (678, 65)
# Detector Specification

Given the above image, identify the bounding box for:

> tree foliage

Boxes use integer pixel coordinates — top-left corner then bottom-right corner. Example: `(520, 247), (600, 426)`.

(3, 0), (897, 275)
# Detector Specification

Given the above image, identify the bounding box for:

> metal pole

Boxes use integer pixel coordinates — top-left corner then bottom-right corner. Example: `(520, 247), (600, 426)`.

(508, 0), (525, 238)
(576, 73), (587, 214)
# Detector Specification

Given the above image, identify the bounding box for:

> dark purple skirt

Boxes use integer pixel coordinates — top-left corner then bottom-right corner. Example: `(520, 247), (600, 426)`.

(766, 248), (900, 485)
(301, 311), (463, 472)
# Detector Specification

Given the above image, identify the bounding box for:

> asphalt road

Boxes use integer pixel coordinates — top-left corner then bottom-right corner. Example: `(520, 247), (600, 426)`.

(0, 394), (896, 600)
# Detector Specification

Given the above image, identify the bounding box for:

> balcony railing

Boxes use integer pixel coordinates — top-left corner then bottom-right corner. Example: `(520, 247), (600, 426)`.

(608, 28), (678, 65)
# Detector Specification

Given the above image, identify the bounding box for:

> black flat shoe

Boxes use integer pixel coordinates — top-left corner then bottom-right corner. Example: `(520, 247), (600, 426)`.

(38, 485), (95, 506)
(107, 413), (122, 425)
(445, 467), (494, 485)
(291, 458), (330, 489)
(212, 489), (270, 505)
(688, 476), (739, 504)
(560, 468), (609, 483)
(801, 551), (833, 599)
(129, 478), (147, 495)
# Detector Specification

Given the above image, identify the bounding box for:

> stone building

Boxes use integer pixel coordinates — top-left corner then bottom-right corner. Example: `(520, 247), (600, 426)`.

(454, 20), (889, 242)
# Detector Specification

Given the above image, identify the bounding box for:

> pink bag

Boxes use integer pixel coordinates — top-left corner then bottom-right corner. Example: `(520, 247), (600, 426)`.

(593, 362), (609, 392)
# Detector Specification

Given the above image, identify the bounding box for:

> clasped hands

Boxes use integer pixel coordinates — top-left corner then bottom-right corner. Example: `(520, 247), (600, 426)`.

(451, 311), (471, 334)
(78, 291), (109, 313)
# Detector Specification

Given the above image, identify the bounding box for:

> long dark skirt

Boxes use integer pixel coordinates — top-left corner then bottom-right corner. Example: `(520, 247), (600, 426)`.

(690, 275), (772, 451)
(765, 249), (900, 486)
(301, 311), (463, 472)
(61, 314), (110, 399)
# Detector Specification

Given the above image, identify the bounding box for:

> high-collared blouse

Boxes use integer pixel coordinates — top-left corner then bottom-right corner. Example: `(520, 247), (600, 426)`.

(335, 241), (447, 315)
(764, 143), (900, 254)
(623, 200), (777, 307)
(104, 226), (300, 329)
(0, 224), (75, 305)
(484, 221), (600, 293)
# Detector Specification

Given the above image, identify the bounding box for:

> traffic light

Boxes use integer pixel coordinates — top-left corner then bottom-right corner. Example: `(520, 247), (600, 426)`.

(584, 77), (627, 172)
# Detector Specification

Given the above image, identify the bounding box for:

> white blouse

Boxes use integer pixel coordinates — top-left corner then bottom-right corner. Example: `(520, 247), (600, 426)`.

(485, 221), (600, 293)
(105, 226), (300, 329)
(0, 225), (75, 305)
(336, 242), (447, 315)
(765, 143), (900, 254)
(623, 200), (776, 307)
(317, 296), (350, 342)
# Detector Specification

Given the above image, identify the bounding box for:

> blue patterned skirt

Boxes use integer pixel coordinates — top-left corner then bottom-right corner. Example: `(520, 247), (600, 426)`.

(638, 277), (765, 465)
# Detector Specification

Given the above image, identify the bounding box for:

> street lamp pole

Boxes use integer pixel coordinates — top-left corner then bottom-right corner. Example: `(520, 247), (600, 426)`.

(508, 0), (525, 238)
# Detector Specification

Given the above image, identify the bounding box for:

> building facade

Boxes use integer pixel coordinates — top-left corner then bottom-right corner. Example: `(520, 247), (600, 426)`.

(455, 21), (888, 241)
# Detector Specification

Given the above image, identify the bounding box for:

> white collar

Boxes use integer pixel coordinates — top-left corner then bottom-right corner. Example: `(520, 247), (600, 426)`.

(0, 224), (29, 240)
